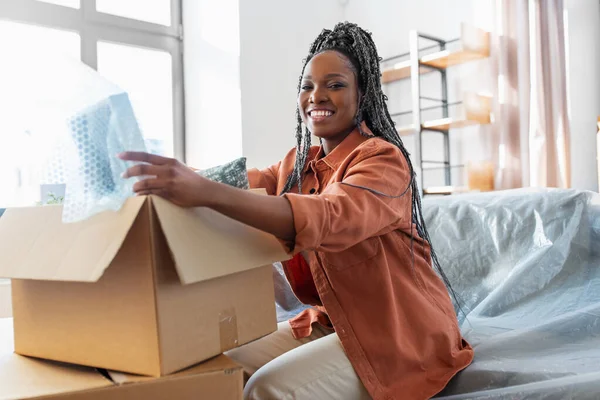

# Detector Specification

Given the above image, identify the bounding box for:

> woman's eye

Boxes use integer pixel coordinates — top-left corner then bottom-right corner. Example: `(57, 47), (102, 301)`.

(301, 85), (313, 90)
(329, 83), (345, 89)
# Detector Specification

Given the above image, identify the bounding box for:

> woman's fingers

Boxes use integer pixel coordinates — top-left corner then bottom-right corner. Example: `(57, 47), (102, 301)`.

(118, 151), (174, 166)
(132, 178), (169, 193)
(136, 188), (169, 197)
(123, 163), (167, 179)
(119, 151), (204, 207)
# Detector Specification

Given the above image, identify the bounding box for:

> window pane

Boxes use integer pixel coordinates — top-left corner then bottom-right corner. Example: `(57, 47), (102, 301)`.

(96, 0), (171, 26)
(37, 0), (80, 8)
(97, 42), (174, 156)
(0, 22), (80, 208)
(0, 21), (80, 59)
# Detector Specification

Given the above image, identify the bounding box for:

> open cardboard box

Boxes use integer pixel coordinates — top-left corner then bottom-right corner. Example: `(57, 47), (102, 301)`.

(0, 195), (288, 376)
(0, 318), (243, 400)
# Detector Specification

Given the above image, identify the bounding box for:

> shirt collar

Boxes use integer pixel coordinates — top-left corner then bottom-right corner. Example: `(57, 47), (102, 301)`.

(308, 121), (374, 171)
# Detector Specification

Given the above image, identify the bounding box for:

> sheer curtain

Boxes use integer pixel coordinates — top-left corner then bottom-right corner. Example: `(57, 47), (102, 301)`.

(490, 0), (571, 189)
(528, 0), (571, 188)
(490, 0), (530, 189)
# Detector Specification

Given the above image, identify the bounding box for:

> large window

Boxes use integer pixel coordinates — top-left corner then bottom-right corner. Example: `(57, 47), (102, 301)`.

(0, 0), (183, 207)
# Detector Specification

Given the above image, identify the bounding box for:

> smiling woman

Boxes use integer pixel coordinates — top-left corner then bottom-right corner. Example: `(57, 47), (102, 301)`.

(299, 53), (360, 154)
(120, 22), (472, 400)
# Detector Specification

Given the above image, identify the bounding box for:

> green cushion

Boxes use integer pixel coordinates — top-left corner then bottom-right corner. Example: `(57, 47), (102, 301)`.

(196, 157), (249, 189)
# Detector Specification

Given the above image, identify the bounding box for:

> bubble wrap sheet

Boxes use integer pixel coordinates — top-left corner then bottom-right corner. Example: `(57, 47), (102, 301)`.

(0, 52), (146, 222)
(61, 92), (146, 222)
(425, 188), (600, 399)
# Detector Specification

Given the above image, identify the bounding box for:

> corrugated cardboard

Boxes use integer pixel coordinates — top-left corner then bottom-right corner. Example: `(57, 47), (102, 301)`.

(0, 318), (243, 400)
(0, 195), (287, 376)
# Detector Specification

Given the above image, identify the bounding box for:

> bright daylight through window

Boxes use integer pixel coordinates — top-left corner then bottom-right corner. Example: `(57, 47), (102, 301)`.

(0, 0), (183, 208)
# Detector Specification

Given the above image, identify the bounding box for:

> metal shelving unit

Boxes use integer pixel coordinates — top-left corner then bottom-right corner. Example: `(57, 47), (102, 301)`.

(381, 24), (491, 195)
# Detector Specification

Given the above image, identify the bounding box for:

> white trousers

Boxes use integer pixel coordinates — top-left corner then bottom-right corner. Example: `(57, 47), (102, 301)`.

(226, 322), (371, 400)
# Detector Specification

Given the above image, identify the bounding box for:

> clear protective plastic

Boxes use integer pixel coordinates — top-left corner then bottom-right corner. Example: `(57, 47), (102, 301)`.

(0, 50), (146, 222)
(427, 188), (600, 399)
(272, 261), (311, 322)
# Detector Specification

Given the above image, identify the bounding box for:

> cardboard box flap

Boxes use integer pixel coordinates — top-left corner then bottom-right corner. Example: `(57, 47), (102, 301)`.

(0, 197), (147, 282)
(107, 355), (241, 385)
(0, 318), (113, 400)
(0, 353), (113, 400)
(150, 195), (288, 285)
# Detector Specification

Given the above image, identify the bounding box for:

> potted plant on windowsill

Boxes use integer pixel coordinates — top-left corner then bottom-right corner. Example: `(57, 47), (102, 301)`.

(36, 192), (64, 206)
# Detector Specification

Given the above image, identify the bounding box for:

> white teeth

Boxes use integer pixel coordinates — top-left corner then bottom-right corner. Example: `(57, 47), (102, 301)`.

(310, 110), (333, 117)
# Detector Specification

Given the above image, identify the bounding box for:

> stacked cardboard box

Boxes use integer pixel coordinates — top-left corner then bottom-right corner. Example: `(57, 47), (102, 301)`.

(0, 195), (287, 398)
(0, 318), (244, 399)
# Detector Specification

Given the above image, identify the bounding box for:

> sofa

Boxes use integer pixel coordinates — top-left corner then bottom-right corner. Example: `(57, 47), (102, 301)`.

(427, 188), (600, 399)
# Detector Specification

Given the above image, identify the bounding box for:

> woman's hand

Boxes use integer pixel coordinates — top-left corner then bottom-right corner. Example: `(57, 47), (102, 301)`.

(118, 151), (211, 208)
(118, 151), (296, 243)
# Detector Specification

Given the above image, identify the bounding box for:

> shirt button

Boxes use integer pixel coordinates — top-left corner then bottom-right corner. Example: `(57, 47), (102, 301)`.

(309, 188), (316, 194)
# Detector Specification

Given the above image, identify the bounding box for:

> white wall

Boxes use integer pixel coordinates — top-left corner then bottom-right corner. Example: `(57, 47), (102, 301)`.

(565, 0), (599, 192)
(239, 0), (344, 169)
(343, 0), (476, 59)
(183, 0), (243, 169)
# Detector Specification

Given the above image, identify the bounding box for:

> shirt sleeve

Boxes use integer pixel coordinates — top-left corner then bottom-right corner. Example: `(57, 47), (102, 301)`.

(284, 143), (412, 254)
(247, 161), (281, 196)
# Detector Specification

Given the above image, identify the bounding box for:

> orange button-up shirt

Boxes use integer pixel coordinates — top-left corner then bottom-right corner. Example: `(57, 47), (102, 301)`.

(248, 124), (473, 400)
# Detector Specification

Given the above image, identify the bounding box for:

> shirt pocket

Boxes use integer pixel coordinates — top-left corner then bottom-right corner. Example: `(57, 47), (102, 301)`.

(320, 236), (381, 271)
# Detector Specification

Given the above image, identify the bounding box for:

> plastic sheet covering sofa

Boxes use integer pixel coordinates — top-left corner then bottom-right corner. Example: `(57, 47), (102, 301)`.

(273, 261), (311, 322)
(428, 188), (600, 399)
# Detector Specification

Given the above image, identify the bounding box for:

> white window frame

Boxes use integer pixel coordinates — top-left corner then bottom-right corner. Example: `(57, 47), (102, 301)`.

(0, 0), (185, 160)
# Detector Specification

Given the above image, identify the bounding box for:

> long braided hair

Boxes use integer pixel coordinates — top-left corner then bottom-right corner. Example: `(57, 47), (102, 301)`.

(280, 22), (462, 313)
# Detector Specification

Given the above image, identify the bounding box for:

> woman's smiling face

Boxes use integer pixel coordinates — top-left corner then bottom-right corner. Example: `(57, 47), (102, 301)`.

(298, 50), (360, 143)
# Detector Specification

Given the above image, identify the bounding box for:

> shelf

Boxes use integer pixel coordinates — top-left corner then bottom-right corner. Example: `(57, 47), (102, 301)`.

(395, 93), (492, 136)
(397, 118), (481, 136)
(422, 164), (465, 171)
(390, 100), (463, 118)
(382, 24), (490, 84)
(423, 186), (470, 195)
(423, 117), (486, 131)
(382, 61), (427, 82)
(396, 124), (418, 136)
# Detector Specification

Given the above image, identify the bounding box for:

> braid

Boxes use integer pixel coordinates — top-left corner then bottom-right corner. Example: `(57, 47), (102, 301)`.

(279, 35), (324, 194)
(282, 22), (463, 316)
